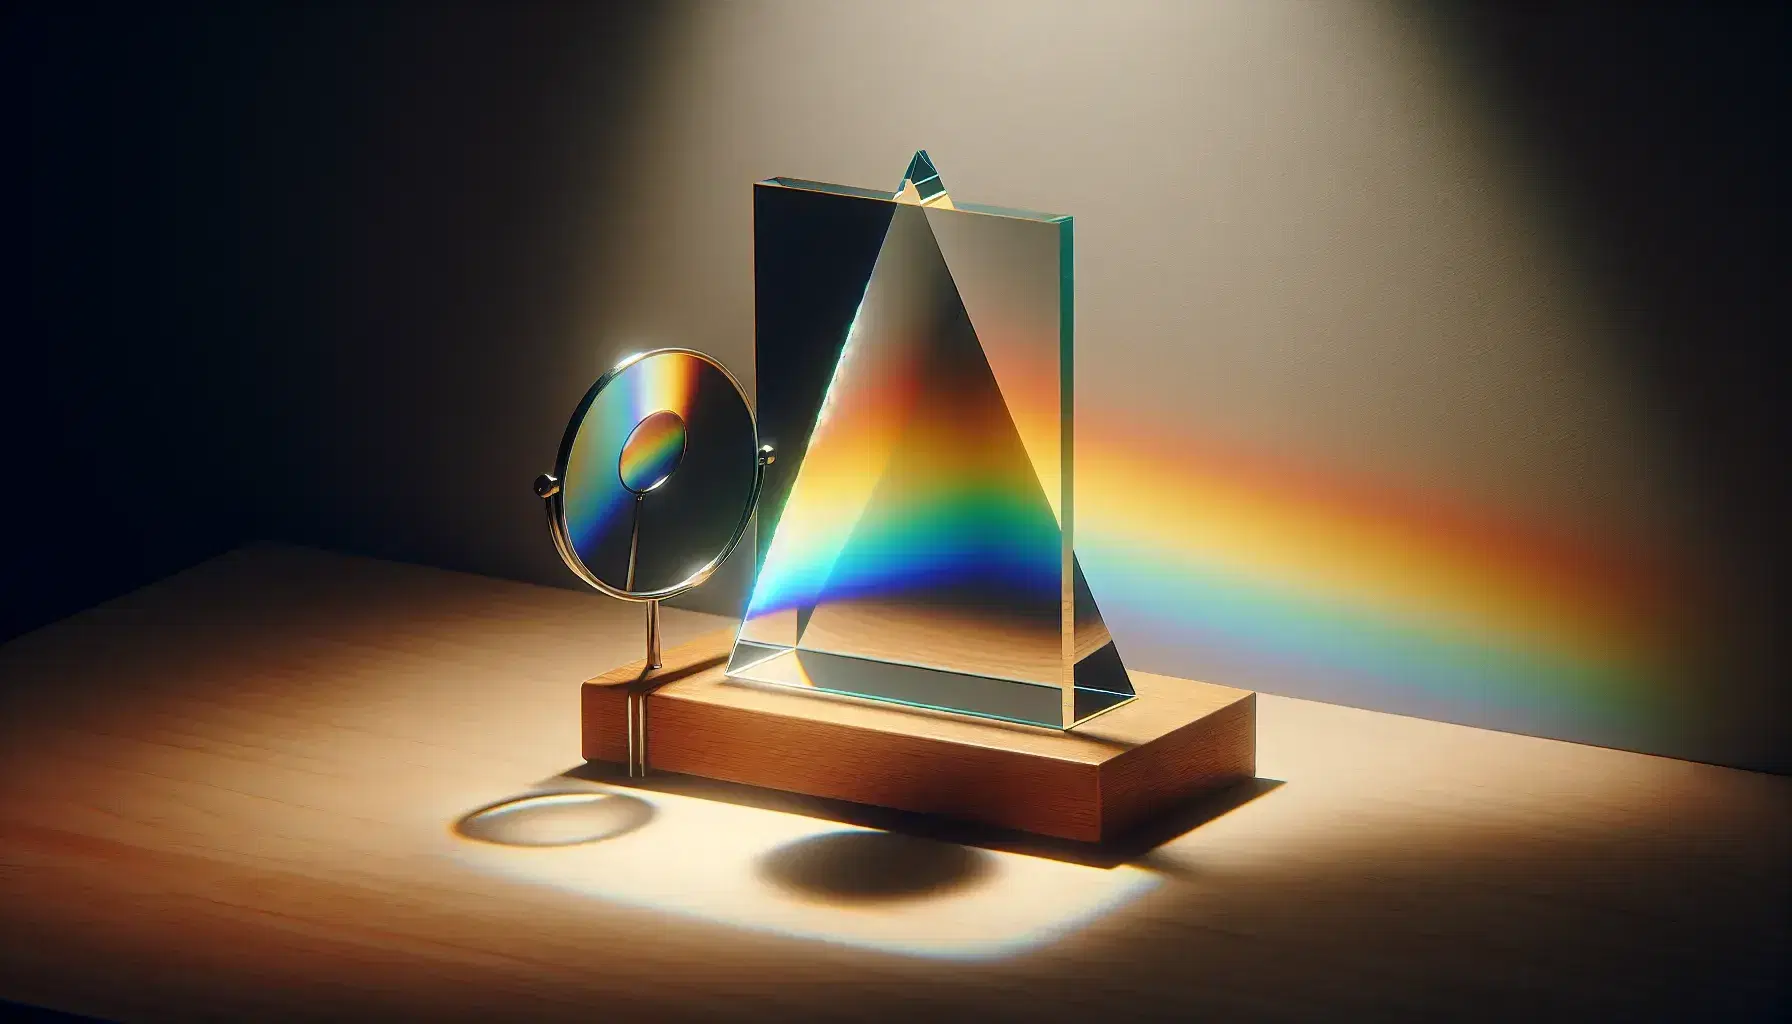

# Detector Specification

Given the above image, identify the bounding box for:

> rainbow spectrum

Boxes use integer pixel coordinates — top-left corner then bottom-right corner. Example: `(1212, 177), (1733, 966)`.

(730, 152), (1690, 746)
(563, 352), (699, 556)
(1072, 415), (1691, 746)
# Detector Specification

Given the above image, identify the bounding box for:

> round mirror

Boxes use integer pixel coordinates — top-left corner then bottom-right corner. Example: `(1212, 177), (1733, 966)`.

(538, 349), (763, 601)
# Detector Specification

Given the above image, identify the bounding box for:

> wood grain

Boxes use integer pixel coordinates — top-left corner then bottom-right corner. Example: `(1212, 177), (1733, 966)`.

(0, 545), (1785, 1022)
(583, 631), (1255, 841)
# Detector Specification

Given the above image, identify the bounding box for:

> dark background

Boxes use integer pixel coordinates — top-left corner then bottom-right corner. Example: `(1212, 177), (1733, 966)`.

(8, 3), (1788, 770)
(11, 3), (667, 642)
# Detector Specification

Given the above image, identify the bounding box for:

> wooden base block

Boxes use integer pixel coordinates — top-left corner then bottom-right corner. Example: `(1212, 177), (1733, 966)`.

(582, 629), (1256, 843)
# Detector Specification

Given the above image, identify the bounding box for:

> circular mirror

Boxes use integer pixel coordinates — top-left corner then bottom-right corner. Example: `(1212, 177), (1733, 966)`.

(539, 349), (762, 600)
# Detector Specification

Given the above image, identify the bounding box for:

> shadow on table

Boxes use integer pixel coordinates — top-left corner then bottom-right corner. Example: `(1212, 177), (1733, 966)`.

(758, 830), (1000, 905)
(453, 789), (657, 847)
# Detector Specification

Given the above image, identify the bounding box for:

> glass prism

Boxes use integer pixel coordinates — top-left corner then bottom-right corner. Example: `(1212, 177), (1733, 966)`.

(730, 152), (1133, 729)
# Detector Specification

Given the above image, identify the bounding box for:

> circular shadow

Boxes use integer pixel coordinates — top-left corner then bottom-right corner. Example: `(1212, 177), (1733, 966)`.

(455, 791), (654, 848)
(759, 830), (995, 905)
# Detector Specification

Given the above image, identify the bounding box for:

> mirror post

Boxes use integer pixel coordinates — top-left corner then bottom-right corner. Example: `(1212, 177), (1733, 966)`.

(646, 598), (662, 671)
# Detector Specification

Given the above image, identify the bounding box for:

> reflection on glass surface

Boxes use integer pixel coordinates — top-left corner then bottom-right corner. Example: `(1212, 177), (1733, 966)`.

(558, 350), (758, 598)
(731, 152), (1134, 728)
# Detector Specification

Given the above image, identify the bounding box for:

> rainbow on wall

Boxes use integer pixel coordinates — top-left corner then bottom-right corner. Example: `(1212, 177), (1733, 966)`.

(1072, 415), (1692, 745)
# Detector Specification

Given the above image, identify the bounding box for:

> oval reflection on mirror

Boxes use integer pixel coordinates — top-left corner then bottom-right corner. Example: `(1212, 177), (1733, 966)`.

(619, 410), (687, 494)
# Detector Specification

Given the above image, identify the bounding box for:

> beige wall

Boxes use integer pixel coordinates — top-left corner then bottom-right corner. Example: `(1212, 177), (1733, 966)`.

(596, 2), (1656, 519)
(247, 2), (1783, 771)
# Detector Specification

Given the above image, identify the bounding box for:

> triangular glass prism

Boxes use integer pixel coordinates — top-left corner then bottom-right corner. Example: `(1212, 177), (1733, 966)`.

(893, 149), (952, 207)
(794, 205), (1063, 689)
(738, 159), (1129, 729)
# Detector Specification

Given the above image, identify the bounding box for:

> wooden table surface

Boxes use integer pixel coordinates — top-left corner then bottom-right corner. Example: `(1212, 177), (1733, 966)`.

(0, 545), (1784, 1021)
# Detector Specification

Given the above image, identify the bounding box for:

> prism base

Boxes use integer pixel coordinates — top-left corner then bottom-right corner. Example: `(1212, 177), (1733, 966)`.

(582, 628), (1255, 842)
(728, 642), (1133, 729)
